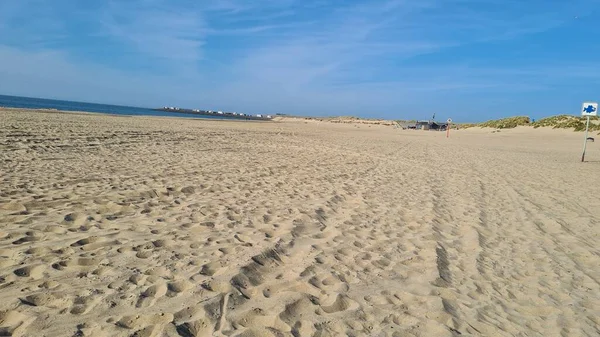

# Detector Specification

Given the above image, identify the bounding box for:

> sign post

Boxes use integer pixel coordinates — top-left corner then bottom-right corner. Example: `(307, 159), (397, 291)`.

(581, 102), (598, 162)
(446, 118), (452, 138)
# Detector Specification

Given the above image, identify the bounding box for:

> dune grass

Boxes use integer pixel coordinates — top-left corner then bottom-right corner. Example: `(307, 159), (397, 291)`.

(531, 115), (600, 132)
(477, 116), (531, 129)
(458, 115), (599, 133)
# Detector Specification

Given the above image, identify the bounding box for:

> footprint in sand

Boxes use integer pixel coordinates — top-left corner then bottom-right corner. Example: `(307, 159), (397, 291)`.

(201, 280), (232, 294)
(278, 295), (320, 327)
(174, 319), (213, 337)
(70, 293), (103, 315)
(51, 256), (104, 271)
(24, 247), (52, 256)
(308, 274), (350, 293)
(0, 310), (36, 337)
(144, 266), (172, 279)
(128, 273), (148, 286)
(74, 322), (108, 337)
(174, 296), (225, 336)
(74, 237), (118, 252)
(38, 280), (61, 290)
(167, 279), (192, 297)
(199, 261), (225, 277)
(71, 236), (102, 247)
(116, 313), (174, 336)
(0, 249), (18, 268)
(20, 292), (71, 310)
(63, 212), (87, 227)
(12, 231), (45, 245)
(13, 265), (46, 280)
(174, 302), (211, 325)
(318, 293), (359, 314)
(136, 282), (168, 308)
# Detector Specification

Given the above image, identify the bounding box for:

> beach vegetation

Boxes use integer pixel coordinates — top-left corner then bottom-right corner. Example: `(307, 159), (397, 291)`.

(477, 116), (531, 129)
(531, 115), (600, 131)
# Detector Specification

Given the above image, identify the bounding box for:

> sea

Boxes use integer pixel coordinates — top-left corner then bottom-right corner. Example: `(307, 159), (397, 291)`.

(0, 94), (237, 120)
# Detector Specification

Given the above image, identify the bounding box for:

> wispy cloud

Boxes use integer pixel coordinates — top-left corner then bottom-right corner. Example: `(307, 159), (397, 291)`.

(99, 1), (207, 71)
(0, 0), (68, 48)
(219, 0), (587, 91)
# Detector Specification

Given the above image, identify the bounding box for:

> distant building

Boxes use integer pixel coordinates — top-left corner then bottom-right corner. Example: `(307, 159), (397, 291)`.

(414, 120), (447, 131)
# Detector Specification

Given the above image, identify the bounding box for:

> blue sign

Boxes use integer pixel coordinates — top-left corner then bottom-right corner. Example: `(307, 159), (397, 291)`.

(582, 102), (598, 116)
(583, 105), (597, 114)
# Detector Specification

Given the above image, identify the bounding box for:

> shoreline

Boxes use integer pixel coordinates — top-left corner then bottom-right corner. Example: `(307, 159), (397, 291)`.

(0, 107), (274, 123)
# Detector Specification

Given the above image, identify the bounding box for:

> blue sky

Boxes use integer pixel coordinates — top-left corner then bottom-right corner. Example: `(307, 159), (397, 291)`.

(0, 0), (599, 121)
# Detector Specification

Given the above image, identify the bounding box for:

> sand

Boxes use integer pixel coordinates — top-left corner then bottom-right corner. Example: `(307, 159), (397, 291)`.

(0, 108), (599, 337)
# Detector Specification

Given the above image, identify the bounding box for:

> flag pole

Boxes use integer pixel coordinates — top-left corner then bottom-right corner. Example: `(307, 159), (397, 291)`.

(581, 115), (591, 162)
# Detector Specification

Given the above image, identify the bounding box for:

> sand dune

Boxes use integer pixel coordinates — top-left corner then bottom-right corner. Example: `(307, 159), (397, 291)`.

(0, 109), (599, 336)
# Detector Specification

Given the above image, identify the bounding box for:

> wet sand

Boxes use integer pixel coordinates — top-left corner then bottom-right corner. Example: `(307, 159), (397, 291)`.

(1, 109), (599, 336)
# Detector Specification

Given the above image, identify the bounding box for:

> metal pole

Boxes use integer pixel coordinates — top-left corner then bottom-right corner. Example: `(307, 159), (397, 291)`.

(446, 123), (450, 138)
(581, 115), (591, 162)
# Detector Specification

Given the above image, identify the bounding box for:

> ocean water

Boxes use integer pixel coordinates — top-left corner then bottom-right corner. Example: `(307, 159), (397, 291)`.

(0, 95), (237, 120)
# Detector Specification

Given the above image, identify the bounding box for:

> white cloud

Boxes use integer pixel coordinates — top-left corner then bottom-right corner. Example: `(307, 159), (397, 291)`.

(100, 1), (207, 70)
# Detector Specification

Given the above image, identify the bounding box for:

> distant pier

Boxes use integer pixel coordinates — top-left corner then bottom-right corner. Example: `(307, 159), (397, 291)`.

(154, 107), (273, 121)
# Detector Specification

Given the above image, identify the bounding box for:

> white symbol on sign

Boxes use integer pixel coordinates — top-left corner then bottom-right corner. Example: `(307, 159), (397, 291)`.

(447, 118), (452, 123)
(582, 102), (598, 116)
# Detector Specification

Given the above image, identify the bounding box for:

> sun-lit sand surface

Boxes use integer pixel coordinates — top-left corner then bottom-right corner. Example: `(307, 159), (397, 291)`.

(1, 109), (599, 336)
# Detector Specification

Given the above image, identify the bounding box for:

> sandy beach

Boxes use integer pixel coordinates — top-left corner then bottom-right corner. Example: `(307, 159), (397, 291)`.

(1, 108), (599, 337)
